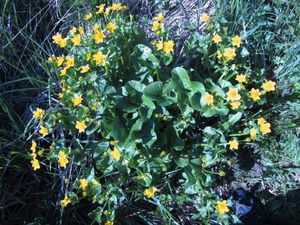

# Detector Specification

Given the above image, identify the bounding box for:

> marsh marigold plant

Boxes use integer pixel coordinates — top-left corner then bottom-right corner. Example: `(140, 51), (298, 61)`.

(28, 3), (277, 225)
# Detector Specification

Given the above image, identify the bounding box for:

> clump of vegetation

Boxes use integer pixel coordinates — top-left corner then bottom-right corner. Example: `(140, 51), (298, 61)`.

(27, 2), (280, 224)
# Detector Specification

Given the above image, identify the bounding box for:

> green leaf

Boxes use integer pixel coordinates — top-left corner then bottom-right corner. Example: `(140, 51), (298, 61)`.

(175, 158), (189, 167)
(171, 67), (191, 89)
(144, 81), (163, 101)
(162, 53), (173, 65)
(222, 112), (243, 129)
(189, 81), (205, 93)
(241, 47), (249, 57)
(189, 92), (202, 111)
(201, 105), (229, 117)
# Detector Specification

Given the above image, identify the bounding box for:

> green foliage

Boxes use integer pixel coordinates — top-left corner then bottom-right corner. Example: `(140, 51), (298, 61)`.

(24, 1), (283, 224)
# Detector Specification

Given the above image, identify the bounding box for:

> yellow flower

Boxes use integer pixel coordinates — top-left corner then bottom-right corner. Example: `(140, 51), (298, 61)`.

(56, 56), (64, 67)
(30, 140), (37, 152)
(226, 88), (241, 101)
(60, 67), (67, 76)
(219, 171), (226, 177)
(71, 95), (83, 106)
(39, 126), (48, 137)
(249, 88), (261, 101)
(52, 33), (68, 48)
(231, 35), (242, 47)
(65, 56), (74, 69)
(249, 128), (257, 140)
(30, 158), (40, 171)
(58, 93), (64, 98)
(121, 5), (128, 10)
(52, 33), (64, 46)
(96, 4), (106, 14)
(105, 7), (111, 16)
(203, 92), (214, 106)
(200, 13), (210, 22)
(230, 101), (241, 110)
(58, 151), (68, 168)
(261, 80), (276, 92)
(154, 13), (164, 21)
(156, 40), (164, 50)
(84, 13), (93, 20)
(86, 52), (92, 61)
(151, 21), (163, 31)
(223, 47), (236, 61)
(212, 34), (222, 44)
(93, 30), (106, 44)
(94, 24), (100, 32)
(109, 140), (119, 146)
(48, 54), (55, 63)
(235, 74), (247, 83)
(144, 186), (157, 198)
(79, 178), (88, 189)
(111, 3), (122, 10)
(75, 121), (87, 133)
(71, 34), (81, 46)
(110, 148), (121, 161)
(216, 200), (229, 215)
(91, 179), (99, 185)
(107, 22), (116, 32)
(257, 117), (267, 125)
(69, 26), (77, 35)
(93, 51), (106, 65)
(58, 38), (68, 48)
(104, 221), (114, 225)
(228, 139), (239, 150)
(217, 50), (222, 59)
(60, 195), (71, 208)
(163, 40), (174, 54)
(33, 108), (45, 119)
(103, 210), (110, 216)
(259, 122), (271, 135)
(31, 152), (37, 159)
(91, 102), (98, 110)
(78, 26), (84, 34)
(80, 64), (90, 73)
